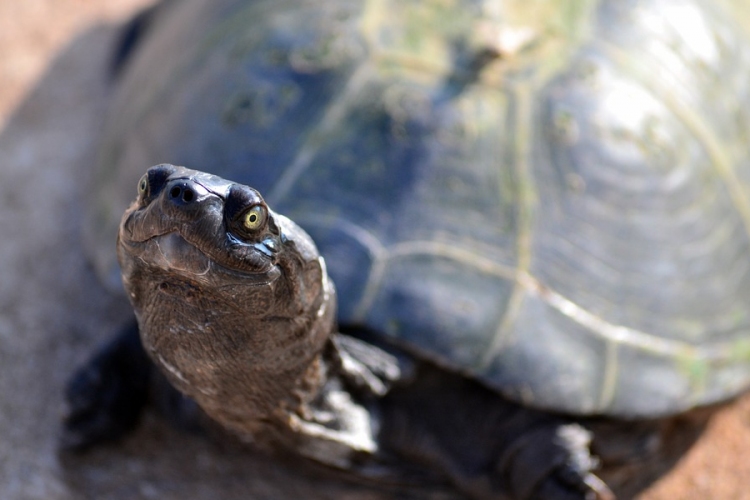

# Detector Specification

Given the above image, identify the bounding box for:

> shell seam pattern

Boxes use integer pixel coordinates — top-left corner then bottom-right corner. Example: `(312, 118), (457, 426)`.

(479, 84), (534, 369)
(306, 216), (736, 361)
(267, 64), (375, 204)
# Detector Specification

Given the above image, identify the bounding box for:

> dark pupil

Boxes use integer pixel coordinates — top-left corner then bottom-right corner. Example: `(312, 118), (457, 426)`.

(249, 214), (257, 223)
(140, 180), (147, 191)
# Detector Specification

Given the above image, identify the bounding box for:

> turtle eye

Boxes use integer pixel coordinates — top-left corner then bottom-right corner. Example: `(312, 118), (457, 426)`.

(242, 205), (266, 230)
(137, 174), (149, 196)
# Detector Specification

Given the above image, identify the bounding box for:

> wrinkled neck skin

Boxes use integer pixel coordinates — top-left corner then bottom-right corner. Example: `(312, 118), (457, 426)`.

(118, 201), (338, 446)
(118, 172), (346, 442)
(116, 165), (394, 468)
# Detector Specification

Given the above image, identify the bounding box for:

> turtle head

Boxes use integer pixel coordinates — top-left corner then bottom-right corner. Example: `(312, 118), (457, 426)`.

(117, 164), (335, 430)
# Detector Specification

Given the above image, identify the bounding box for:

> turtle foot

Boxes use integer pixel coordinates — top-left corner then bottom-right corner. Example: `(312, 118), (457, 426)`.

(377, 362), (614, 500)
(501, 423), (613, 500)
(61, 321), (150, 451)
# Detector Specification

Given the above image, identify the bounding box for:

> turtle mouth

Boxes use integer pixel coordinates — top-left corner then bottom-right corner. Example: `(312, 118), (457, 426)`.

(148, 232), (212, 276)
(121, 231), (281, 285)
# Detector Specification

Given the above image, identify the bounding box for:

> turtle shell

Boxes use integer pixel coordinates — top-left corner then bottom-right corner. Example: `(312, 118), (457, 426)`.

(88, 0), (750, 417)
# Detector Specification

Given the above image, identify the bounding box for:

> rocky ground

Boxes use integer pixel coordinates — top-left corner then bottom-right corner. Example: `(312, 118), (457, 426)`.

(0, 1), (748, 498)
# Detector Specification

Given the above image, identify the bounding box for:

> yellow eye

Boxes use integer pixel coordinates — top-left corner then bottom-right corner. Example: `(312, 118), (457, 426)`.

(243, 205), (266, 230)
(137, 174), (149, 196)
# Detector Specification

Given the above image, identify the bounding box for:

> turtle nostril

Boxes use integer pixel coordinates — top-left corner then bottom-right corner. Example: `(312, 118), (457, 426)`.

(169, 185), (195, 202)
(167, 182), (197, 205)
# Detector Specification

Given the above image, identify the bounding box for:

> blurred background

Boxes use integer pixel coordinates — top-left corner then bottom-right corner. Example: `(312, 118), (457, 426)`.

(0, 1), (748, 498)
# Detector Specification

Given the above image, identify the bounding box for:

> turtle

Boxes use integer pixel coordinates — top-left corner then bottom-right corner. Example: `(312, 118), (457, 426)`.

(62, 0), (750, 498)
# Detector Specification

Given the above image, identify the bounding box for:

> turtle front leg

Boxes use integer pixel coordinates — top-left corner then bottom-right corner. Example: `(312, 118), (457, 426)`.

(378, 364), (614, 500)
(61, 319), (151, 450)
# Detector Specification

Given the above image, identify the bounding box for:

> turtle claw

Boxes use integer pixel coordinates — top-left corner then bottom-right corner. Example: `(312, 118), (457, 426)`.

(497, 423), (611, 500)
(533, 475), (612, 500)
(583, 474), (616, 500)
(532, 465), (614, 500)
(553, 424), (614, 500)
(61, 321), (150, 451)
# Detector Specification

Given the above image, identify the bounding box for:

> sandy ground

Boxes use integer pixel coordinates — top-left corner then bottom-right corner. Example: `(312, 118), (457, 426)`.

(0, 1), (749, 499)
